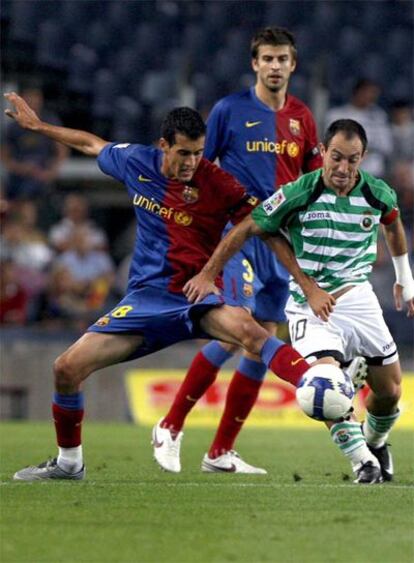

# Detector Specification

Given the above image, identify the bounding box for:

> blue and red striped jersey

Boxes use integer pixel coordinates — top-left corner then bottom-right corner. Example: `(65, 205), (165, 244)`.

(98, 143), (256, 293)
(205, 88), (322, 199)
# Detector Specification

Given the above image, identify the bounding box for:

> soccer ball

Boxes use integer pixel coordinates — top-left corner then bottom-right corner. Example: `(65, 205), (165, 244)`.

(296, 364), (355, 421)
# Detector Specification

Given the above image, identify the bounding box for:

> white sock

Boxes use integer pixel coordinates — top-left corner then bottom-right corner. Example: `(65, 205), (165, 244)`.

(57, 446), (83, 473)
(363, 410), (400, 448)
(330, 421), (379, 472)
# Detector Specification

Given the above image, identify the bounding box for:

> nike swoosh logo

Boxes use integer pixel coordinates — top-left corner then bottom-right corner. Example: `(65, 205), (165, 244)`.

(204, 461), (237, 473)
(152, 427), (163, 448)
(138, 174), (152, 182)
(186, 395), (197, 403)
(291, 357), (305, 366)
(235, 417), (245, 423)
(245, 121), (262, 128)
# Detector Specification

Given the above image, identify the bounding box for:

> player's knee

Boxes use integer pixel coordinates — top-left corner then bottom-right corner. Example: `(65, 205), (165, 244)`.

(53, 352), (80, 389)
(237, 319), (267, 355)
(385, 383), (401, 405)
(372, 381), (401, 406)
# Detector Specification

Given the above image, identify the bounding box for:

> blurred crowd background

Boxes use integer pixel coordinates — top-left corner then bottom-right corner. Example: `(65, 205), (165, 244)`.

(0, 0), (413, 351)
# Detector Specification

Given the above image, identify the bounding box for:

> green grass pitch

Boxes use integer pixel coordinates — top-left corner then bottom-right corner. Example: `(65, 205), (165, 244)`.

(1, 422), (413, 563)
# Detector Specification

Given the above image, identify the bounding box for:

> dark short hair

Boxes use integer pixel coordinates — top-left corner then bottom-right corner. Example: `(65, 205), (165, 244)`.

(352, 78), (378, 95)
(161, 107), (206, 146)
(250, 26), (297, 60)
(390, 98), (412, 110)
(323, 119), (368, 154)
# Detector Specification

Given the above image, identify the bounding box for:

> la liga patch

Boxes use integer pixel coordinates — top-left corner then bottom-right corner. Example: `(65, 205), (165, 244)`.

(262, 190), (286, 215)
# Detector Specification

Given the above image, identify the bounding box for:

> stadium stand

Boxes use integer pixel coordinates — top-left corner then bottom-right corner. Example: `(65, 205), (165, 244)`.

(2, 0), (412, 139)
(1, 0), (413, 381)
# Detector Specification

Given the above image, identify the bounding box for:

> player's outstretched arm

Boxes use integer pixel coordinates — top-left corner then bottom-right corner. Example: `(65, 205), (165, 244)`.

(266, 234), (336, 321)
(382, 218), (414, 317)
(183, 215), (261, 303)
(4, 92), (108, 157)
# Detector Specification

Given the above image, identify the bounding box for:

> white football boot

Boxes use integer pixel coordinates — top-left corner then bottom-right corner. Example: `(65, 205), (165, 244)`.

(152, 419), (183, 473)
(345, 356), (368, 391)
(201, 450), (267, 474)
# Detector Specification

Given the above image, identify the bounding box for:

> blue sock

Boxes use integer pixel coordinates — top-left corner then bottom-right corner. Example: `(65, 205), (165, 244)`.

(202, 341), (233, 368)
(53, 392), (84, 410)
(260, 336), (284, 367)
(237, 357), (267, 382)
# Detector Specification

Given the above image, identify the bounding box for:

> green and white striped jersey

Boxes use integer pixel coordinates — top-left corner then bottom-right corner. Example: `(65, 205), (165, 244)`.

(252, 169), (399, 303)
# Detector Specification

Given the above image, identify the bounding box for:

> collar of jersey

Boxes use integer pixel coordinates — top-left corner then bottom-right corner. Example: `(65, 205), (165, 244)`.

(250, 87), (291, 114)
(322, 170), (364, 197)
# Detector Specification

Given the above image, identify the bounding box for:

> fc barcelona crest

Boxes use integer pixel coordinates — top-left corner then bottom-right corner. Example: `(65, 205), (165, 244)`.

(289, 118), (301, 136)
(243, 283), (253, 297)
(182, 185), (199, 203)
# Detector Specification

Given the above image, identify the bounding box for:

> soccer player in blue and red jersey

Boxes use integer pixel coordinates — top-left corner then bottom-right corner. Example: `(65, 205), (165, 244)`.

(156, 27), (323, 473)
(5, 92), (323, 481)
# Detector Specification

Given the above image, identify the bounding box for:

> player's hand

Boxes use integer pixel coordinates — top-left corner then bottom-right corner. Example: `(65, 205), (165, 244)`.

(306, 285), (336, 321)
(393, 282), (414, 318)
(4, 92), (42, 130)
(183, 272), (221, 303)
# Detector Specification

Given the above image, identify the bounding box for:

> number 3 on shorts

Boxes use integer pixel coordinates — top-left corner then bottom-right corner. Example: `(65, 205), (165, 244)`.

(242, 259), (254, 283)
(111, 305), (133, 318)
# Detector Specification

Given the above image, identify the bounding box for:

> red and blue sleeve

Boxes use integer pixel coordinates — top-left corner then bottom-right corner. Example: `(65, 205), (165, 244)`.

(302, 109), (322, 172)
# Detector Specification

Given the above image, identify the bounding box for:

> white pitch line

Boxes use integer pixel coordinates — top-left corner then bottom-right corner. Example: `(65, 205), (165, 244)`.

(2, 481), (413, 490)
(147, 482), (413, 490)
(160, 482), (414, 490)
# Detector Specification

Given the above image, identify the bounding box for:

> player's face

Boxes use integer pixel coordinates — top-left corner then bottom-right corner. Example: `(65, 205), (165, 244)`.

(160, 134), (205, 182)
(321, 133), (365, 193)
(252, 45), (296, 93)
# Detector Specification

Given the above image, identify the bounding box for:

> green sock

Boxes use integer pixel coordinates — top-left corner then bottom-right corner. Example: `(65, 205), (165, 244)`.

(363, 410), (400, 448)
(331, 421), (378, 471)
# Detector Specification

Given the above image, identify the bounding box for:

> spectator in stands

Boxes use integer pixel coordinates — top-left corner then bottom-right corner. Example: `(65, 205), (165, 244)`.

(0, 259), (28, 325)
(13, 199), (49, 244)
(0, 212), (53, 321)
(49, 193), (108, 253)
(325, 78), (392, 176)
(40, 264), (97, 329)
(0, 86), (68, 200)
(0, 202), (54, 272)
(389, 99), (414, 163)
(54, 225), (115, 313)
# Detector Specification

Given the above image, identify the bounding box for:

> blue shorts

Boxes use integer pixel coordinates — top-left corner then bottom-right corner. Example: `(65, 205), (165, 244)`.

(223, 233), (289, 323)
(88, 285), (237, 361)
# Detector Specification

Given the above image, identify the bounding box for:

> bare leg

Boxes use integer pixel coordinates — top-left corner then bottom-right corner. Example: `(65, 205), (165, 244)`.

(364, 361), (401, 415)
(199, 305), (269, 353)
(13, 331), (144, 481)
(54, 332), (144, 393)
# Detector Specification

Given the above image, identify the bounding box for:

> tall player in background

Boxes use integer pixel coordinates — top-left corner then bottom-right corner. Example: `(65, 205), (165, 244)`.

(154, 27), (323, 474)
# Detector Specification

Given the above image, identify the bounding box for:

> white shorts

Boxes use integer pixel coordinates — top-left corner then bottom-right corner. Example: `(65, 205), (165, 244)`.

(286, 282), (398, 366)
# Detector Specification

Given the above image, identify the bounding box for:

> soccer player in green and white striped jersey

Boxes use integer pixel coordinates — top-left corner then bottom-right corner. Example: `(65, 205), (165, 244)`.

(184, 119), (414, 484)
